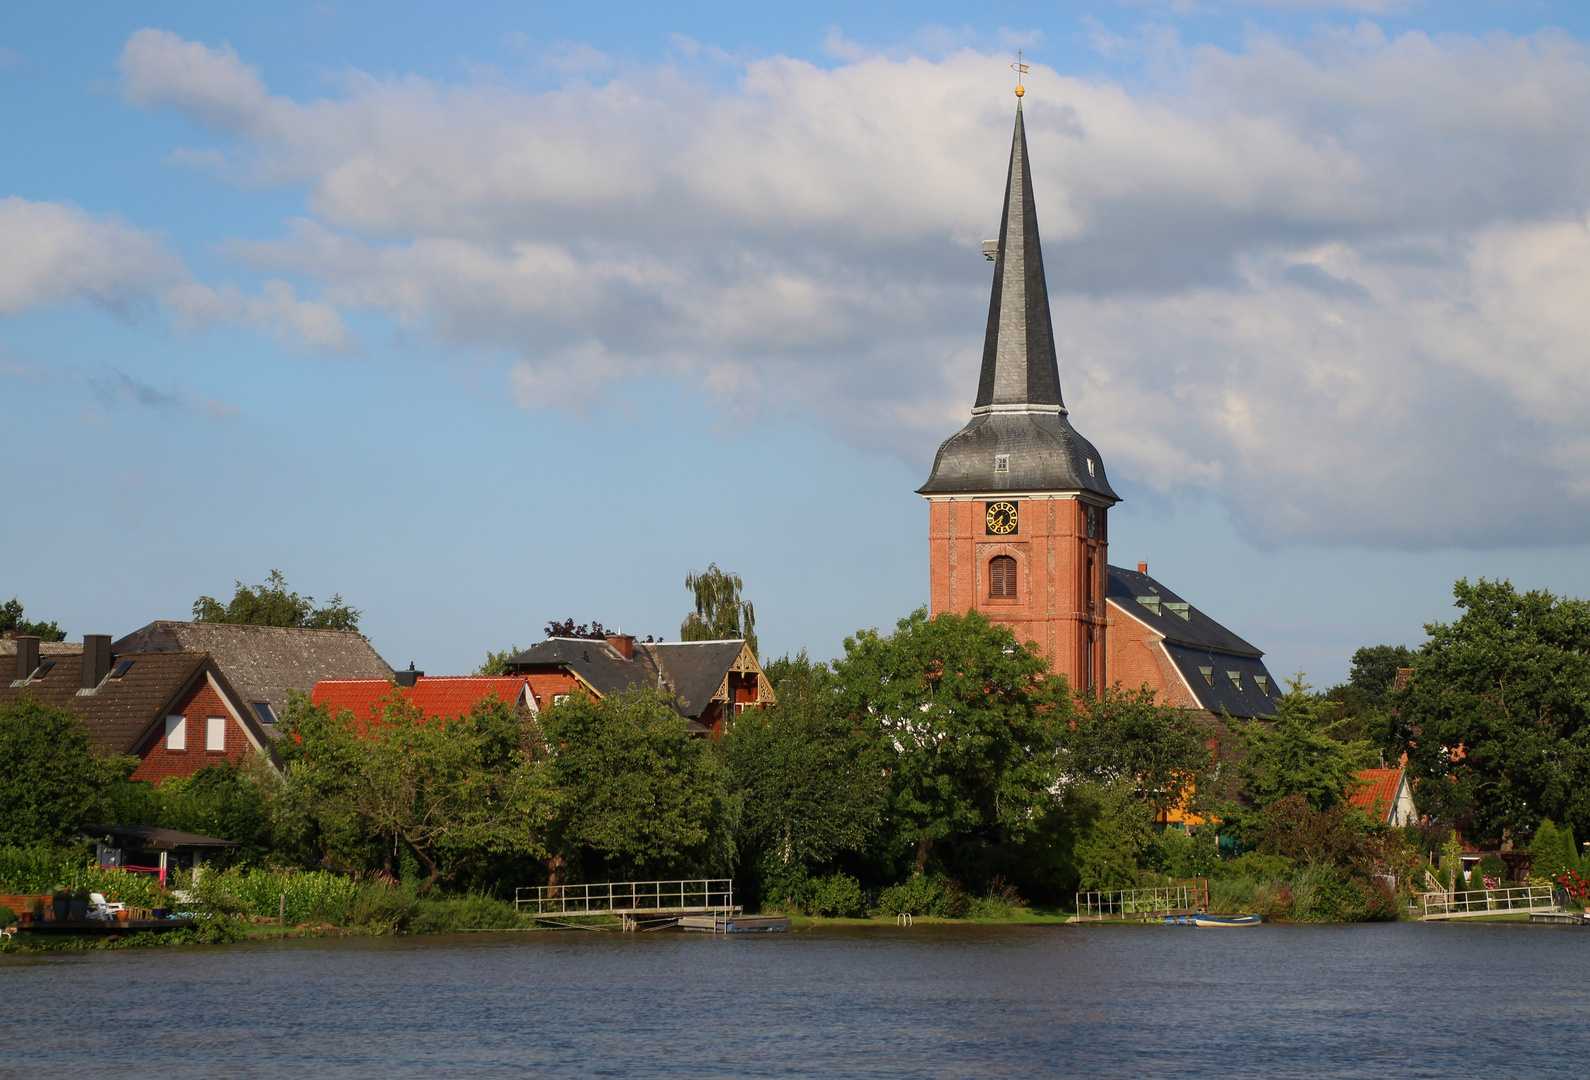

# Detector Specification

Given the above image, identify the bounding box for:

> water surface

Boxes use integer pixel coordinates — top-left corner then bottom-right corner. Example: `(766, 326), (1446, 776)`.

(3, 921), (1584, 1077)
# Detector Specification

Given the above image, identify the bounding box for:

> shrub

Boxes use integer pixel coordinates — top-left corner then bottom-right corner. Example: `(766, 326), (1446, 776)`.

(965, 877), (1029, 920)
(0, 905), (14, 928)
(1153, 828), (1220, 879)
(803, 873), (865, 918)
(1477, 854), (1507, 887)
(1215, 852), (1296, 882)
(876, 876), (970, 918)
(409, 893), (528, 933)
(347, 885), (418, 935)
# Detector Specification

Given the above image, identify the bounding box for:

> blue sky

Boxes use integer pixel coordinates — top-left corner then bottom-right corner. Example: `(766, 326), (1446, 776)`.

(6, 0), (1590, 684)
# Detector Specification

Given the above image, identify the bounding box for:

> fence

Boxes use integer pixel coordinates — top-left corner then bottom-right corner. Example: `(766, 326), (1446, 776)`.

(515, 879), (734, 917)
(1074, 879), (1210, 921)
(1419, 885), (1558, 920)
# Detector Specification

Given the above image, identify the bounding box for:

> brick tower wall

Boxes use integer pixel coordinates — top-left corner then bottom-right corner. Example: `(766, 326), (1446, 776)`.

(928, 496), (1108, 693)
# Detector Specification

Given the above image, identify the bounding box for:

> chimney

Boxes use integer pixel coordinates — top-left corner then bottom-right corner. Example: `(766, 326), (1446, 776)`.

(395, 662), (422, 688)
(15, 636), (39, 681)
(1137, 561), (1148, 575)
(82, 635), (112, 691)
(606, 632), (636, 661)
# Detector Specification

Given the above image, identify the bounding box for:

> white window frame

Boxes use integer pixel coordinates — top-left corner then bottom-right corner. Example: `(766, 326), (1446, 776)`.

(166, 714), (187, 751)
(206, 716), (226, 752)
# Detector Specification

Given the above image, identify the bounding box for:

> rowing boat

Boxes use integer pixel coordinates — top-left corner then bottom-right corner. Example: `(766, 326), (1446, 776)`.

(1191, 913), (1260, 927)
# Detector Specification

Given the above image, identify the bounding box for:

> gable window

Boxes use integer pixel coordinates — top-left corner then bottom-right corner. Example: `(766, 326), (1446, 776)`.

(166, 714), (187, 751)
(995, 454), (1009, 473)
(206, 716), (226, 752)
(989, 555), (1017, 599)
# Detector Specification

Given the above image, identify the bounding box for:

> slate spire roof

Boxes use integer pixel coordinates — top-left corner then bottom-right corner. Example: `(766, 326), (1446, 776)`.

(919, 101), (1118, 502)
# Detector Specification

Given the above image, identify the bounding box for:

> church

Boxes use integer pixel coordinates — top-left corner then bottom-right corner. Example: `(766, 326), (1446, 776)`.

(918, 89), (1278, 726)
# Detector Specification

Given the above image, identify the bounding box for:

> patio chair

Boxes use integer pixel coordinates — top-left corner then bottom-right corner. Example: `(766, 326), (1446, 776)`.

(89, 893), (126, 920)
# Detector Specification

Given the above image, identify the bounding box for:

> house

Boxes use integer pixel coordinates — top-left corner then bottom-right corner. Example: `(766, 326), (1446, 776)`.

(2, 634), (277, 781)
(504, 632), (774, 732)
(1104, 563), (1279, 722)
(1349, 767), (1419, 827)
(78, 823), (239, 883)
(112, 621), (393, 732)
(311, 671), (538, 724)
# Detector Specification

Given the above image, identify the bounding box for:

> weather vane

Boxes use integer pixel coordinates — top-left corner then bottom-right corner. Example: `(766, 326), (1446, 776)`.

(1011, 49), (1028, 98)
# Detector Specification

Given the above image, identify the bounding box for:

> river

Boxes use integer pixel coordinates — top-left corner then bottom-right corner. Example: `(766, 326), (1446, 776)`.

(2, 921), (1585, 1077)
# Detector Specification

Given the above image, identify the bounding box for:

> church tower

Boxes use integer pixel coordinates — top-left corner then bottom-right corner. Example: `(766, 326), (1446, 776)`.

(918, 94), (1119, 692)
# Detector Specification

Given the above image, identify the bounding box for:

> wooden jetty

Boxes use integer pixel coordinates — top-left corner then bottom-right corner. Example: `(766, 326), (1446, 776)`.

(1419, 885), (1561, 921)
(1529, 912), (1588, 926)
(1073, 879), (1210, 922)
(515, 879), (739, 931)
(677, 914), (789, 934)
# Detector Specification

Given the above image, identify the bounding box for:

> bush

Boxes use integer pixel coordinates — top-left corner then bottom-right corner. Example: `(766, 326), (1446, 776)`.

(347, 885), (418, 935)
(409, 893), (528, 933)
(1215, 852), (1296, 881)
(1477, 854), (1507, 887)
(0, 846), (167, 908)
(876, 876), (970, 918)
(803, 873), (865, 918)
(1153, 828), (1220, 879)
(0, 904), (14, 928)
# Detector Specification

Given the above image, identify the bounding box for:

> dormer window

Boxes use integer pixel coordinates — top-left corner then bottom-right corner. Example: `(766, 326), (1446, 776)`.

(1254, 675), (1269, 695)
(1164, 602), (1190, 621)
(1199, 666), (1214, 685)
(1136, 595), (1161, 615)
(995, 455), (1009, 473)
(989, 555), (1017, 598)
(1086, 458), (1096, 477)
(1227, 671), (1242, 691)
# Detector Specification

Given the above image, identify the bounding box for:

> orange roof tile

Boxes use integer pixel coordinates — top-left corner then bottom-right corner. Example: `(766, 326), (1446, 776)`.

(1349, 768), (1404, 822)
(312, 677), (531, 724)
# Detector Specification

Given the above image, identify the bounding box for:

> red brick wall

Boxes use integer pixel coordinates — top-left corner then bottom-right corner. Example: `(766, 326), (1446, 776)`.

(928, 496), (1108, 693)
(1103, 603), (1202, 710)
(130, 675), (255, 783)
(523, 672), (582, 709)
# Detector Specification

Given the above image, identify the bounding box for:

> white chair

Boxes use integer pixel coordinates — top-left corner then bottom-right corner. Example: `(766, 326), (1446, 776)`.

(89, 893), (126, 920)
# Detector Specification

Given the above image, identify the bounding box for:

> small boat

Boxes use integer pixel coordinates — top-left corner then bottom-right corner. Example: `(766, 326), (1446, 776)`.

(1191, 913), (1261, 927)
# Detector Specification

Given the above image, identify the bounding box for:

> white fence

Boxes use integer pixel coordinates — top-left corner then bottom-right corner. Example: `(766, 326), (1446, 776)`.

(1419, 885), (1559, 920)
(515, 879), (734, 917)
(1075, 879), (1210, 921)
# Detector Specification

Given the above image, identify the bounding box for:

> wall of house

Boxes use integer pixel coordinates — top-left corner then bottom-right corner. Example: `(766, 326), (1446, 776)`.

(1103, 604), (1203, 711)
(130, 677), (252, 783)
(928, 495), (1108, 692)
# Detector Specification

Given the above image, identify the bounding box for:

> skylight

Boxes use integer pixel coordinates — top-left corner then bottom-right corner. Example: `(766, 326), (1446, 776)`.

(253, 702), (276, 725)
(111, 660), (134, 679)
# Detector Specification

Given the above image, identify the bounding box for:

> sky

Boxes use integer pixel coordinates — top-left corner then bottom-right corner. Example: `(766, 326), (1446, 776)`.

(6, 0), (1590, 684)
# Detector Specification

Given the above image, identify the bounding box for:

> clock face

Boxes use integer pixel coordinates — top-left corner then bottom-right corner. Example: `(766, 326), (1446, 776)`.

(986, 500), (1019, 535)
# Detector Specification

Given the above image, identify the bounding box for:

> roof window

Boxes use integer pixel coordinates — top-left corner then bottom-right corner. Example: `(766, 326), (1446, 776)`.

(253, 702), (277, 725)
(1254, 675), (1269, 695)
(1136, 595), (1161, 615)
(1199, 666), (1213, 685)
(1086, 458), (1096, 477)
(1227, 671), (1242, 691)
(111, 659), (134, 679)
(32, 660), (55, 681)
(995, 454), (1009, 473)
(1164, 602), (1190, 621)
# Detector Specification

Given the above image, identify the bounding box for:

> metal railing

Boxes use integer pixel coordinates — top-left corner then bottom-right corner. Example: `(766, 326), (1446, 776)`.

(1075, 879), (1210, 921)
(515, 879), (734, 917)
(1420, 885), (1558, 920)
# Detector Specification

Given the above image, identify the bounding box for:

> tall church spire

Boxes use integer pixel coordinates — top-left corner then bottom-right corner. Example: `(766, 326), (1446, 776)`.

(975, 101), (1065, 414)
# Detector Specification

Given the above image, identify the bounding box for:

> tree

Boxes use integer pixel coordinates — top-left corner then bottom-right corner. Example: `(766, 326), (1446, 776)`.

(1392, 578), (1590, 844)
(1, 597), (65, 641)
(680, 564), (756, 656)
(475, 645), (519, 676)
(829, 608), (1069, 875)
(193, 570), (360, 632)
(0, 699), (136, 845)
(727, 651), (888, 891)
(533, 689), (728, 883)
(1064, 685), (1212, 815)
(1252, 795), (1377, 873)
(280, 691), (543, 891)
(1348, 644), (1415, 709)
(1231, 673), (1375, 819)
(543, 620), (609, 640)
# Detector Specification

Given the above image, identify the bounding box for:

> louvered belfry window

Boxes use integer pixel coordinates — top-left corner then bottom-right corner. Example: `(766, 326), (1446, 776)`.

(989, 555), (1017, 598)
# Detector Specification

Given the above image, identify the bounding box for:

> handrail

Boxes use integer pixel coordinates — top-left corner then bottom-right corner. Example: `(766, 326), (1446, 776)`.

(514, 879), (734, 916)
(1074, 879), (1210, 920)
(1420, 885), (1558, 919)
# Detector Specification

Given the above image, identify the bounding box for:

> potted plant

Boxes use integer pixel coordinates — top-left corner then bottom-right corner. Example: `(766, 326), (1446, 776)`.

(51, 888), (71, 922)
(70, 888), (90, 921)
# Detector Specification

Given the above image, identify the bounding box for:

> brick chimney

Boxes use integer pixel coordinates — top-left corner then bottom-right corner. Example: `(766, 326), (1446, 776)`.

(82, 634), (112, 691)
(1137, 561), (1148, 574)
(606, 633), (635, 660)
(14, 635), (39, 681)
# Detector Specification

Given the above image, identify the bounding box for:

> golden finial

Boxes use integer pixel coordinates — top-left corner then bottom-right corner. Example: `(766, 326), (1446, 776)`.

(1011, 49), (1028, 98)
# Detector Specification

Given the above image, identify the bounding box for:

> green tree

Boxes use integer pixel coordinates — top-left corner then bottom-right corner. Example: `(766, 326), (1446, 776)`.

(726, 651), (888, 891)
(1065, 685), (1212, 816)
(534, 689), (728, 884)
(1231, 673), (1375, 817)
(281, 691), (544, 891)
(1348, 644), (1415, 708)
(1, 597), (65, 641)
(680, 563), (756, 656)
(829, 608), (1069, 875)
(193, 570), (360, 632)
(0, 699), (136, 845)
(1392, 578), (1590, 845)
(154, 761), (276, 863)
(475, 645), (520, 676)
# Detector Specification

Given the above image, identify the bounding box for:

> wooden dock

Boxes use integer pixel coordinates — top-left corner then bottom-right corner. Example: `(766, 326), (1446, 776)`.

(516, 879), (739, 931)
(1419, 886), (1560, 920)
(19, 918), (195, 934)
(677, 914), (789, 934)
(1074, 879), (1211, 922)
(1529, 912), (1588, 926)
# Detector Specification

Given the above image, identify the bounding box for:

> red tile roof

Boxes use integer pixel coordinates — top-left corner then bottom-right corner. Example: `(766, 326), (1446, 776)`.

(1349, 768), (1404, 821)
(312, 677), (532, 723)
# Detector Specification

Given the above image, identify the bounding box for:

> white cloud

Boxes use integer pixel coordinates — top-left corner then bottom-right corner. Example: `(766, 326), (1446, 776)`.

(116, 25), (1590, 548)
(0, 196), (181, 315)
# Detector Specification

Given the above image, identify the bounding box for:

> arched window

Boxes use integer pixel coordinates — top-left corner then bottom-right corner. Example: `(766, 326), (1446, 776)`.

(989, 555), (1017, 598)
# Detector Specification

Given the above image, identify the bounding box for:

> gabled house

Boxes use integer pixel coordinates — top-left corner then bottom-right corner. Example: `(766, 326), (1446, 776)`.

(311, 673), (538, 723)
(112, 621), (393, 733)
(1349, 767), (1418, 827)
(2, 634), (277, 781)
(504, 632), (774, 732)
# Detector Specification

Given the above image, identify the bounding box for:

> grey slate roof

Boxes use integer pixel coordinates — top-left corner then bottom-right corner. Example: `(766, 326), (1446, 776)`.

(1106, 565), (1278, 720)
(79, 824), (238, 849)
(505, 638), (751, 720)
(111, 621), (392, 728)
(919, 101), (1118, 503)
